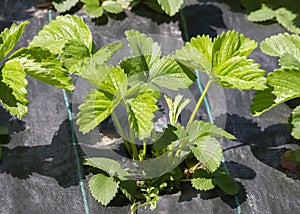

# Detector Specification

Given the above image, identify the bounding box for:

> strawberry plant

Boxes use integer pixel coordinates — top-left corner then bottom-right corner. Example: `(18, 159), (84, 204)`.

(63, 19), (266, 209)
(251, 32), (300, 172)
(52, 0), (184, 18)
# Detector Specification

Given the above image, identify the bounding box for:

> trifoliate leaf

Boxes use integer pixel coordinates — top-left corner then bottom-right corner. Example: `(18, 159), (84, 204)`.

(213, 174), (239, 196)
(164, 94), (190, 125)
(186, 120), (236, 141)
(89, 174), (119, 206)
(291, 105), (300, 140)
(85, 158), (131, 179)
(190, 136), (222, 172)
(191, 169), (214, 191)
(84, 0), (104, 18)
(0, 21), (28, 62)
(248, 4), (276, 22)
(52, 0), (79, 13)
(0, 59), (28, 119)
(157, 0), (183, 16)
(0, 126), (8, 135)
(30, 15), (92, 54)
(10, 47), (74, 91)
(102, 1), (123, 14)
(175, 30), (266, 90)
(127, 86), (158, 140)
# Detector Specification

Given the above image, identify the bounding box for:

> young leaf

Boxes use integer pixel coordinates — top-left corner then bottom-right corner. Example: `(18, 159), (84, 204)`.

(102, 1), (123, 14)
(291, 105), (300, 140)
(83, 0), (104, 18)
(0, 21), (28, 62)
(10, 47), (74, 91)
(190, 136), (222, 173)
(191, 169), (214, 191)
(85, 157), (131, 179)
(0, 59), (28, 119)
(247, 4), (276, 22)
(213, 174), (239, 196)
(164, 94), (190, 125)
(126, 86), (159, 140)
(89, 174), (119, 206)
(52, 0), (79, 13)
(157, 0), (184, 16)
(175, 30), (266, 90)
(186, 120), (236, 141)
(30, 15), (92, 54)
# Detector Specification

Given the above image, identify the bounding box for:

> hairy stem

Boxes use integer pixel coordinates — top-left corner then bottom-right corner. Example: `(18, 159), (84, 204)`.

(188, 80), (212, 123)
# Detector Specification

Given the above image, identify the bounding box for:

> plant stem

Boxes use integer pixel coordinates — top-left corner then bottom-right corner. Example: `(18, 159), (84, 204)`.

(188, 80), (212, 123)
(129, 125), (139, 160)
(179, 178), (192, 182)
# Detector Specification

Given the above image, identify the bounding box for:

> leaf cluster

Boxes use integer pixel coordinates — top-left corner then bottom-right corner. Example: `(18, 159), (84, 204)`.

(52, 0), (184, 18)
(241, 0), (300, 34)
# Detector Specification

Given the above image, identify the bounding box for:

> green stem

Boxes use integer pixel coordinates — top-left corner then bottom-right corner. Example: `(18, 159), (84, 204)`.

(112, 112), (132, 155)
(179, 178), (192, 182)
(188, 80), (212, 123)
(129, 125), (138, 160)
(143, 140), (147, 158)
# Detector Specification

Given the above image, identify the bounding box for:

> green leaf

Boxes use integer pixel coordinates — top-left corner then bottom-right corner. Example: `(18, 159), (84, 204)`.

(77, 89), (120, 134)
(84, 158), (131, 179)
(153, 124), (180, 151)
(190, 136), (222, 172)
(175, 30), (266, 90)
(149, 57), (195, 90)
(61, 39), (91, 70)
(119, 180), (137, 201)
(10, 47), (74, 91)
(102, 1), (123, 13)
(260, 33), (300, 59)
(77, 66), (127, 134)
(92, 42), (124, 64)
(30, 15), (92, 54)
(89, 174), (119, 206)
(127, 86), (158, 140)
(84, 0), (104, 18)
(0, 59), (28, 118)
(0, 126), (8, 135)
(251, 67), (300, 116)
(250, 87), (276, 116)
(247, 4), (276, 22)
(122, 30), (195, 90)
(0, 21), (28, 62)
(186, 120), (236, 141)
(165, 94), (190, 125)
(125, 30), (161, 71)
(53, 0), (79, 13)
(276, 8), (300, 34)
(213, 174), (239, 196)
(157, 0), (183, 16)
(191, 169), (214, 191)
(291, 105), (300, 139)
